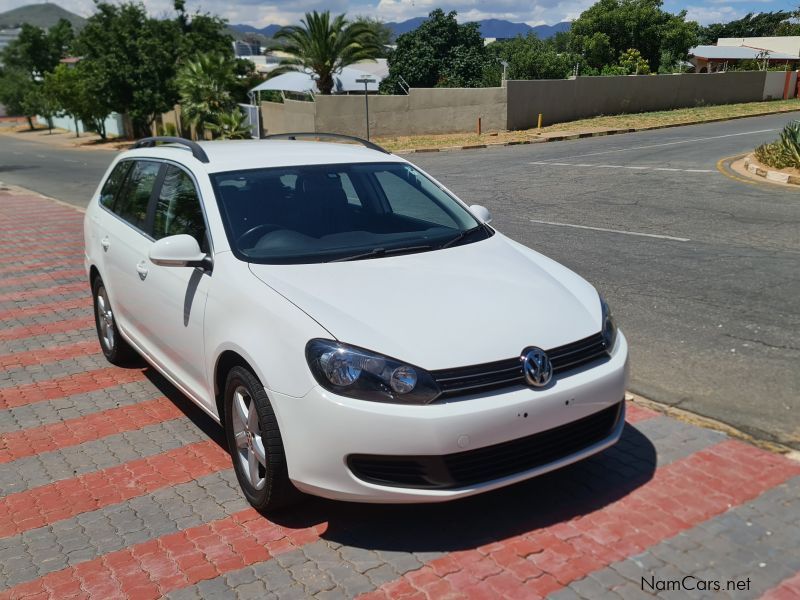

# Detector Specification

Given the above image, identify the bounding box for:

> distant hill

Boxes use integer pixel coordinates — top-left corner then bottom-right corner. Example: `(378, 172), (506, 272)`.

(0, 3), (85, 29)
(229, 23), (282, 39)
(386, 18), (571, 40)
(230, 18), (571, 42)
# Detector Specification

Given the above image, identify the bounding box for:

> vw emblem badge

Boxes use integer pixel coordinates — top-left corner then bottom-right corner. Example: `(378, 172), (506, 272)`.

(521, 347), (553, 388)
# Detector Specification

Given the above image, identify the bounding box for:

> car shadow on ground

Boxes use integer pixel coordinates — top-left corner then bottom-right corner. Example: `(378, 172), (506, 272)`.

(144, 367), (656, 555)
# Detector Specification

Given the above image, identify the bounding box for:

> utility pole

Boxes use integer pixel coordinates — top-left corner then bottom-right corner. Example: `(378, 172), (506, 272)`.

(355, 77), (376, 140)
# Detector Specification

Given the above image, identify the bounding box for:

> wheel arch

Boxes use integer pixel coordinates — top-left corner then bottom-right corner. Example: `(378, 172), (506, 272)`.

(89, 265), (101, 289)
(214, 349), (256, 423)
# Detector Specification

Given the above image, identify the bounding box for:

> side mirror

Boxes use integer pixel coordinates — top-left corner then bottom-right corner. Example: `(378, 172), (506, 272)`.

(469, 204), (492, 224)
(149, 234), (209, 268)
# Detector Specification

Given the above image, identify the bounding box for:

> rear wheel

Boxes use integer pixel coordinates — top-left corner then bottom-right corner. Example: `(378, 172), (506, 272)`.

(92, 277), (137, 365)
(224, 365), (298, 512)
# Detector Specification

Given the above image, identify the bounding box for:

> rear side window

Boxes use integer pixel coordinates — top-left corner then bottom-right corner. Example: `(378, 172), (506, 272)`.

(153, 166), (207, 249)
(99, 161), (131, 210)
(114, 161), (161, 231)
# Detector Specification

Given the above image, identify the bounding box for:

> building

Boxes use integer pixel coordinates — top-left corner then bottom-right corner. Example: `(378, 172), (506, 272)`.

(0, 27), (21, 58)
(233, 40), (262, 58)
(689, 37), (800, 72)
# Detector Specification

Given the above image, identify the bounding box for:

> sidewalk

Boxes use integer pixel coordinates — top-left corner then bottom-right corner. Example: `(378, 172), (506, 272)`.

(0, 125), (126, 151)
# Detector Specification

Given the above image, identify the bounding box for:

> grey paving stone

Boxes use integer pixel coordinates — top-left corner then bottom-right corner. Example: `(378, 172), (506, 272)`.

(0, 417), (207, 497)
(0, 469), (244, 589)
(0, 382), (161, 434)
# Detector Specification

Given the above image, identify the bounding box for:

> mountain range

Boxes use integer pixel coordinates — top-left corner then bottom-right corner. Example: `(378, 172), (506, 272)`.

(0, 3), (570, 42)
(0, 3), (85, 29)
(231, 19), (571, 40)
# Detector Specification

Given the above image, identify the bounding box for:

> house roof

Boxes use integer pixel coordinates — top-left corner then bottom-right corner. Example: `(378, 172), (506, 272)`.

(251, 60), (388, 94)
(689, 45), (798, 61)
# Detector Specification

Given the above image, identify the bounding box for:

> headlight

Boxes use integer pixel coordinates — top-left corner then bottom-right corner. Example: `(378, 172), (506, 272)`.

(600, 295), (617, 351)
(305, 339), (440, 404)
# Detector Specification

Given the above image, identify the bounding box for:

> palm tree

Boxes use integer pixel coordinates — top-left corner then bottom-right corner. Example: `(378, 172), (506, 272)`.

(176, 53), (237, 138)
(205, 109), (253, 140)
(272, 11), (383, 95)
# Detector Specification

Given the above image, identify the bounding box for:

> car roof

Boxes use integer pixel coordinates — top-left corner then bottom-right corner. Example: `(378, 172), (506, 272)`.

(120, 139), (403, 173)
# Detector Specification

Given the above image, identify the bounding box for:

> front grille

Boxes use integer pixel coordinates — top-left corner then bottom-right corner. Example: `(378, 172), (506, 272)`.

(431, 332), (609, 399)
(348, 401), (623, 490)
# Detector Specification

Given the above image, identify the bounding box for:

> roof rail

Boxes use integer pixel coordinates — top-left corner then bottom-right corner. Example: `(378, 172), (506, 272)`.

(262, 132), (390, 154)
(133, 137), (210, 163)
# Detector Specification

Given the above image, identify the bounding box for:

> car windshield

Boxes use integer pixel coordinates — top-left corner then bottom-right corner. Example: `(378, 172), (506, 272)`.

(210, 162), (491, 264)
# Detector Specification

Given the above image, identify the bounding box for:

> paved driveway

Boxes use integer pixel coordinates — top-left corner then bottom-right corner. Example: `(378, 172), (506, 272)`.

(0, 188), (799, 599)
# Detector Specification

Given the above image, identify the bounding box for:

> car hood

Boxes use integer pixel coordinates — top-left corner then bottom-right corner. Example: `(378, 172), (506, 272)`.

(248, 233), (603, 370)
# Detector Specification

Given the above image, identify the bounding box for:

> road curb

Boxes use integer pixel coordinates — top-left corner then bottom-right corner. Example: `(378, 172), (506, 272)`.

(395, 106), (800, 155)
(0, 181), (86, 213)
(743, 153), (800, 185)
(626, 392), (800, 457)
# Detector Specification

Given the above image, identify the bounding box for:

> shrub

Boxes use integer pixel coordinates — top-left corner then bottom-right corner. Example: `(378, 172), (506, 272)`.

(778, 120), (800, 167)
(754, 141), (793, 169)
(754, 120), (800, 170)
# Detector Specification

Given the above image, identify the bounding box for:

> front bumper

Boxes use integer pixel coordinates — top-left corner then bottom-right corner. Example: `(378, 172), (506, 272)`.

(270, 331), (629, 503)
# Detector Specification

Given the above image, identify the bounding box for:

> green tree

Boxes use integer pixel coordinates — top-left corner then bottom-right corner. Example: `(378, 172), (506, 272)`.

(570, 0), (698, 72)
(173, 0), (233, 57)
(381, 9), (489, 93)
(699, 11), (795, 44)
(0, 68), (36, 128)
(176, 53), (237, 137)
(1, 20), (73, 78)
(205, 109), (252, 139)
(73, 2), (179, 137)
(485, 34), (581, 83)
(44, 63), (113, 139)
(73, 1), (233, 138)
(272, 11), (383, 95)
(617, 48), (650, 74)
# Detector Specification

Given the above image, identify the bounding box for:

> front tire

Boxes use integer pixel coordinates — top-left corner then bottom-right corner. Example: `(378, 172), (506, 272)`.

(92, 277), (137, 365)
(224, 366), (298, 512)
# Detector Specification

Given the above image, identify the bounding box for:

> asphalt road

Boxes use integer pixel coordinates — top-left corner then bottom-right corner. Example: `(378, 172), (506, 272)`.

(1, 113), (798, 447)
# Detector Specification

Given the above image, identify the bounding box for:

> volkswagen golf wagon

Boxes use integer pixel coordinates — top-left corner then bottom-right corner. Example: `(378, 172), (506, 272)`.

(84, 134), (629, 511)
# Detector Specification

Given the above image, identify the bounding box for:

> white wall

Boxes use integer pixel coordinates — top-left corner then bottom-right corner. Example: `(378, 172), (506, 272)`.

(36, 112), (125, 137)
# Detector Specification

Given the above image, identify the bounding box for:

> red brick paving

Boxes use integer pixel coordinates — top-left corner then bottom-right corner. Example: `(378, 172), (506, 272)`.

(0, 298), (90, 321)
(0, 269), (85, 289)
(0, 340), (99, 369)
(0, 282), (87, 303)
(0, 510), (327, 600)
(761, 572), (800, 599)
(358, 440), (800, 600)
(2, 189), (799, 600)
(0, 396), (183, 463)
(0, 440), (230, 537)
(0, 316), (94, 343)
(0, 365), (145, 409)
(621, 402), (658, 424)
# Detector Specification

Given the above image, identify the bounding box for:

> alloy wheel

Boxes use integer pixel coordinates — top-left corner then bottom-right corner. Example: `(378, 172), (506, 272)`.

(231, 385), (267, 490)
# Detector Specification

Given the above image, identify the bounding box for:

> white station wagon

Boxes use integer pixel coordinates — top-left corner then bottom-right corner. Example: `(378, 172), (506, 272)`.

(84, 134), (629, 511)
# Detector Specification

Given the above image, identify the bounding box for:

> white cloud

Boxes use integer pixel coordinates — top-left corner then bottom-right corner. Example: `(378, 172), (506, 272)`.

(684, 4), (745, 24)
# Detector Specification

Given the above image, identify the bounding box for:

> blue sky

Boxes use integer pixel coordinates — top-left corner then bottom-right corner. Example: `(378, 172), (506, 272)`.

(1, 0), (797, 28)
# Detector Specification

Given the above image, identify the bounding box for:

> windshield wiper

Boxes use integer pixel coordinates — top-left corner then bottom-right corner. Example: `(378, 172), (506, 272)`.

(440, 225), (484, 249)
(327, 244), (433, 262)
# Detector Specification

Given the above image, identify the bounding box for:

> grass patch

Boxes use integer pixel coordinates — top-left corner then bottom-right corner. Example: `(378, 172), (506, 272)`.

(375, 99), (800, 152)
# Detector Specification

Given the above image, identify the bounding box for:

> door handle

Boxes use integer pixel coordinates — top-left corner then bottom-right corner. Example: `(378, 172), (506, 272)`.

(136, 261), (148, 280)
(100, 237), (110, 252)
